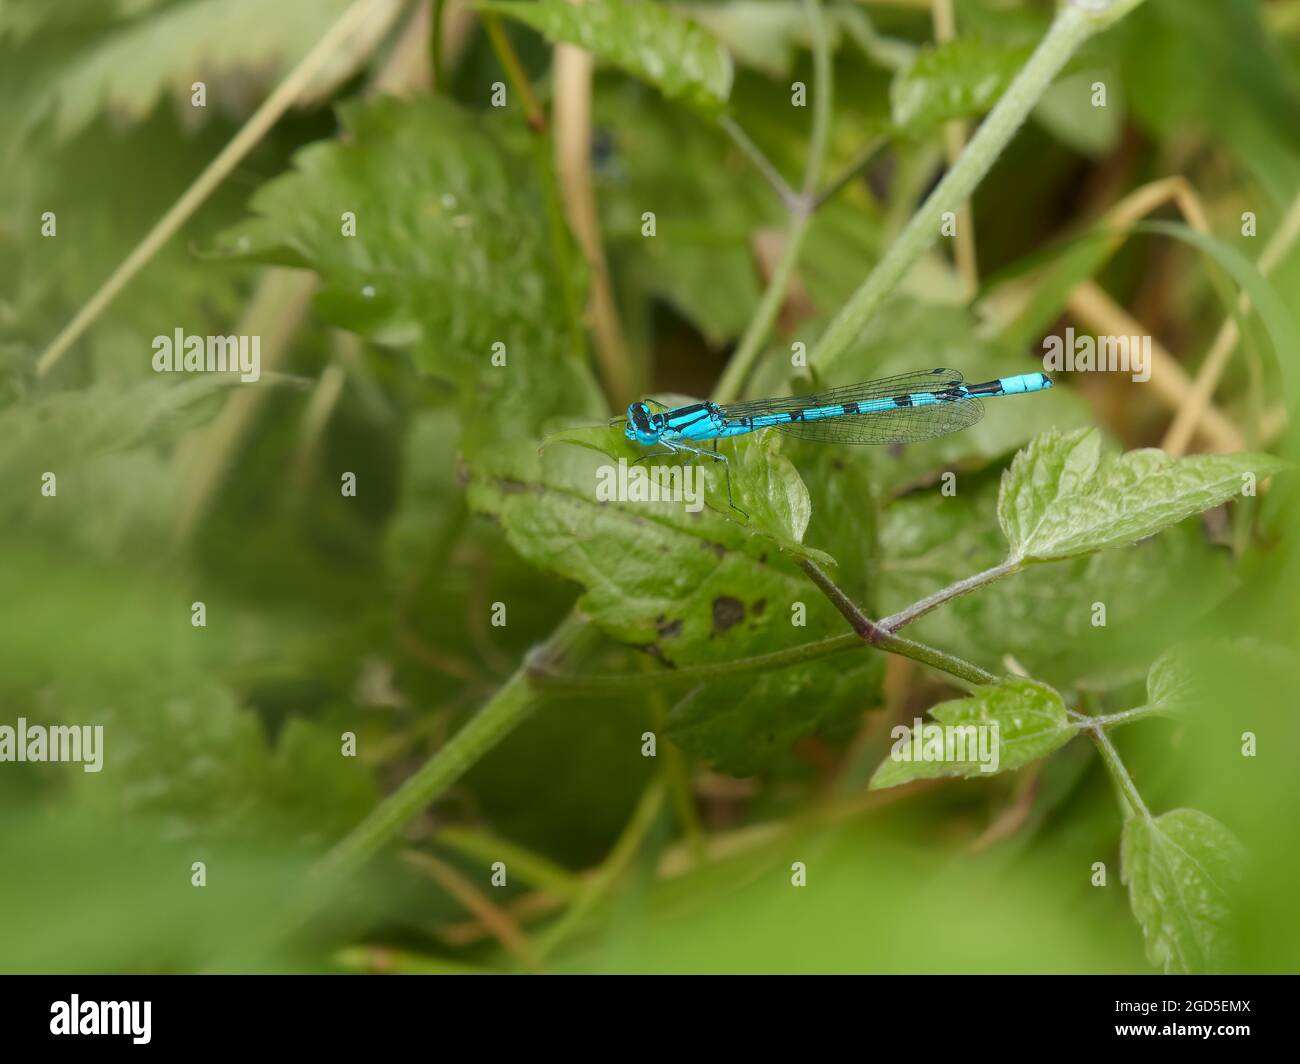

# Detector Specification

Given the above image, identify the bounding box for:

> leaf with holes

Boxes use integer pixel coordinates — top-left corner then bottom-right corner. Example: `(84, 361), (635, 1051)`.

(470, 430), (877, 771)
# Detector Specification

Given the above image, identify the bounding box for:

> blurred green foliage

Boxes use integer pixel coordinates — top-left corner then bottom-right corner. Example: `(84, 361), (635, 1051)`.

(1, 0), (1299, 975)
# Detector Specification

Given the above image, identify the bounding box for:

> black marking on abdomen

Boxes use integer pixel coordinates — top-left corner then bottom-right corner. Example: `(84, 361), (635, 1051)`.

(668, 404), (712, 429)
(893, 394), (913, 407)
(842, 402), (860, 414)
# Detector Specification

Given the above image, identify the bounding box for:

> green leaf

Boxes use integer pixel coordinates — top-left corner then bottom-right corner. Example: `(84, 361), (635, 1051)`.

(215, 95), (602, 441)
(55, 674), (375, 847)
(24, 0), (401, 142)
(383, 408), (463, 588)
(680, 1), (815, 78)
(667, 652), (882, 778)
(869, 678), (1073, 790)
(1122, 809), (1244, 974)
(543, 410), (817, 552)
(470, 426), (875, 770)
(1033, 68), (1123, 157)
(997, 428), (1287, 563)
(509, 417), (819, 565)
(1144, 645), (1195, 716)
(481, 0), (733, 115)
(0, 0), (159, 44)
(666, 434), (885, 774)
(880, 477), (1236, 688)
(890, 38), (1031, 133)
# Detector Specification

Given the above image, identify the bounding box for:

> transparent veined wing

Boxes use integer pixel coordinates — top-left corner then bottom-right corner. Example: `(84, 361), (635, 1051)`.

(766, 395), (984, 444)
(716, 368), (965, 420)
(717, 368), (982, 445)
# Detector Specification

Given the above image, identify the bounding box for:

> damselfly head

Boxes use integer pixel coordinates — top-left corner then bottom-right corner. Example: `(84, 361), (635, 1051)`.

(625, 401), (661, 446)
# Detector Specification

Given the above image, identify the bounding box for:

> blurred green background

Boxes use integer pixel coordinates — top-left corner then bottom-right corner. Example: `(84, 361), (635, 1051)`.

(1, 0), (1298, 974)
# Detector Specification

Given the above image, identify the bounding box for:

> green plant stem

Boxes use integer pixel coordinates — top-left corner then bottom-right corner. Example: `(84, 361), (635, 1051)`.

(719, 115), (798, 208)
(801, 558), (997, 686)
(531, 632), (863, 693)
(335, 945), (499, 975)
(711, 0), (833, 404)
(649, 685), (705, 864)
(879, 558), (1022, 632)
(1072, 703), (1167, 730)
(434, 825), (582, 898)
(532, 560), (1013, 693)
(800, 0), (832, 198)
(306, 614), (599, 912)
(875, 631), (997, 686)
(481, 11), (586, 362)
(712, 210), (814, 403)
(533, 775), (667, 963)
(1087, 722), (1152, 821)
(812, 135), (886, 210)
(481, 11), (546, 130)
(810, 0), (1142, 370)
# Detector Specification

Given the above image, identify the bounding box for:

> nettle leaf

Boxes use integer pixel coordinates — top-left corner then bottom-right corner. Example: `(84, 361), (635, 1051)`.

(1121, 809), (1244, 974)
(481, 0), (733, 114)
(215, 95), (601, 439)
(532, 418), (817, 563)
(471, 429), (877, 770)
(891, 37), (1031, 133)
(668, 652), (882, 778)
(869, 678), (1073, 790)
(26, 0), (402, 142)
(879, 478), (1235, 687)
(997, 428), (1287, 564)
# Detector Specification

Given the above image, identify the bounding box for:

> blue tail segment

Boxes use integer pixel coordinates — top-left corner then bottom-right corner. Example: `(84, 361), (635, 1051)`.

(990, 372), (1052, 396)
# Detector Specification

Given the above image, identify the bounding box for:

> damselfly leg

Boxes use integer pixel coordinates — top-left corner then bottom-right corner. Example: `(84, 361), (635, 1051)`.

(663, 440), (747, 518)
